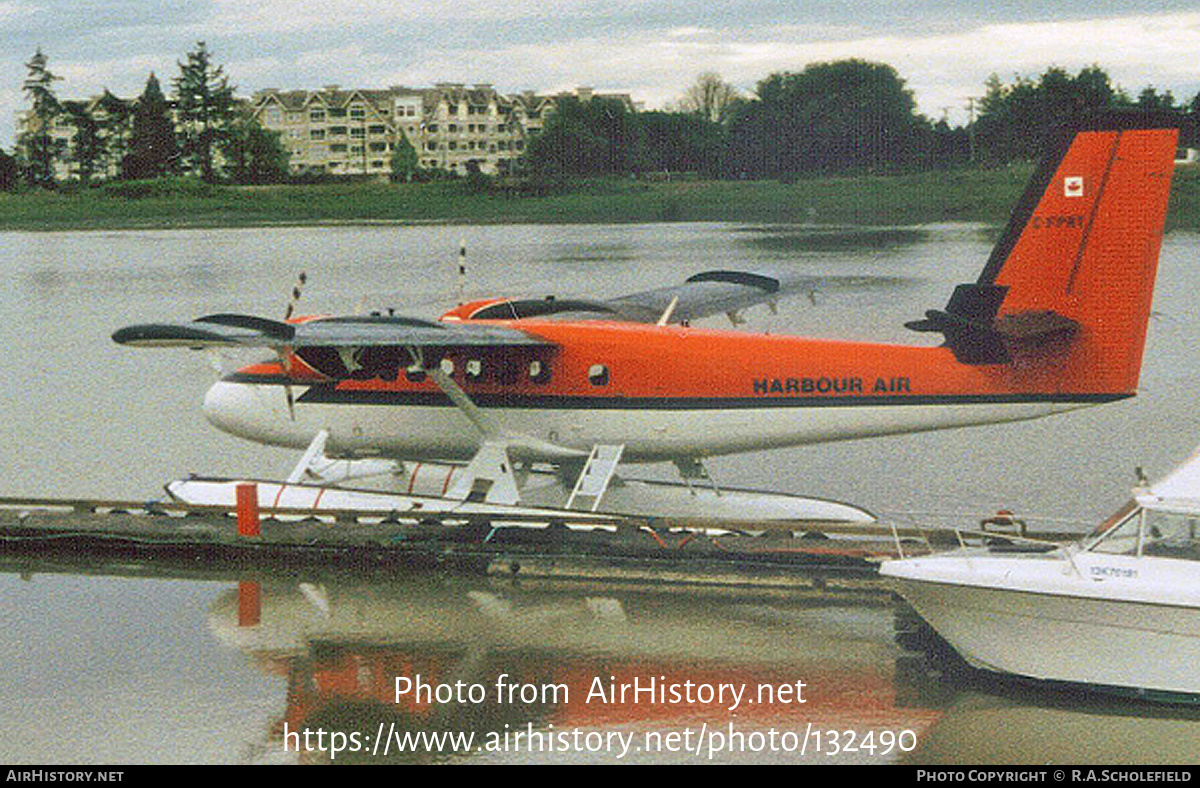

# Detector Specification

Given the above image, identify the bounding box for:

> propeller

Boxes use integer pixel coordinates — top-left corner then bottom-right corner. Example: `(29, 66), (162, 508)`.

(455, 240), (466, 306)
(284, 271), (307, 319)
(280, 271), (307, 420)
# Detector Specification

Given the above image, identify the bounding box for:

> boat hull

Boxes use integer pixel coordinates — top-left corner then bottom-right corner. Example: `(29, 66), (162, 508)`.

(883, 552), (1200, 700)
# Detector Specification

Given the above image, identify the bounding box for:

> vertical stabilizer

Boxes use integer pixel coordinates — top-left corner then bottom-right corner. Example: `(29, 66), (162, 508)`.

(910, 111), (1179, 394)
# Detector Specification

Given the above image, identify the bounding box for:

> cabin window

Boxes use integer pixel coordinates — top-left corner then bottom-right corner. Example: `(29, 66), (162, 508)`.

(1142, 510), (1200, 560)
(587, 363), (609, 387)
(404, 363), (426, 383)
(529, 359), (550, 384)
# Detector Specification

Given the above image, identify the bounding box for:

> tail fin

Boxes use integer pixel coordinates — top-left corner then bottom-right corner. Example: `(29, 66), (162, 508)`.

(909, 111), (1179, 394)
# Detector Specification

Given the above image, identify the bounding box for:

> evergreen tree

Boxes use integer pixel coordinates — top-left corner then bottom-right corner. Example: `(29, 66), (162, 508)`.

(96, 90), (133, 179)
(123, 73), (179, 180)
(390, 132), (420, 182)
(0, 147), (19, 191)
(63, 100), (103, 184)
(221, 117), (290, 184)
(19, 48), (63, 186)
(173, 41), (236, 181)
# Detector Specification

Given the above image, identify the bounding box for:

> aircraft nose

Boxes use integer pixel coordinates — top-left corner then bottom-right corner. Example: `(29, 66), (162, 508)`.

(203, 378), (308, 449)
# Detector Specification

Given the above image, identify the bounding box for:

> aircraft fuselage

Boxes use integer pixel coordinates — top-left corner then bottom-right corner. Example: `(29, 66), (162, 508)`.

(203, 320), (1107, 462)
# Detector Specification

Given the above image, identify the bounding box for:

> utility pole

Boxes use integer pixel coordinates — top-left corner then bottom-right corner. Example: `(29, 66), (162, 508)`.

(965, 96), (978, 165)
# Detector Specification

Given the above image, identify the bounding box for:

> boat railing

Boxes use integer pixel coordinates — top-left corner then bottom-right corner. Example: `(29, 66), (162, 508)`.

(886, 514), (1073, 562)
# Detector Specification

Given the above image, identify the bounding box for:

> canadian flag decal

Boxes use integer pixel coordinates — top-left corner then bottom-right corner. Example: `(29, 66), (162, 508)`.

(1064, 176), (1084, 197)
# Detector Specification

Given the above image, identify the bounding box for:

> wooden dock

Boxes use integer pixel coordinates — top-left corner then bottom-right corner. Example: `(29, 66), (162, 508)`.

(0, 495), (1075, 589)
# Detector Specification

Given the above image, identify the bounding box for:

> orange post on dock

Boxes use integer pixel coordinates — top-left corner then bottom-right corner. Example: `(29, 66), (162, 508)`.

(236, 482), (260, 538)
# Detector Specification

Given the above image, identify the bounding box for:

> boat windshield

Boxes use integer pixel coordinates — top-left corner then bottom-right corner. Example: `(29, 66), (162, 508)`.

(1087, 507), (1200, 560)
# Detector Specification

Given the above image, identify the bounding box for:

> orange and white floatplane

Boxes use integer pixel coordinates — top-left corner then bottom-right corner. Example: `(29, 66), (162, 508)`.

(114, 111), (1180, 527)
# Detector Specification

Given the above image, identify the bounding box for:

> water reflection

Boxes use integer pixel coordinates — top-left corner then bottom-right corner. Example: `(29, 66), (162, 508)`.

(208, 574), (940, 764)
(738, 226), (931, 255)
(1, 561), (1196, 764)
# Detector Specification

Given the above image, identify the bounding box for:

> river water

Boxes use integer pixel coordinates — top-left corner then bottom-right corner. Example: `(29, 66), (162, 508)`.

(1, 223), (1199, 764)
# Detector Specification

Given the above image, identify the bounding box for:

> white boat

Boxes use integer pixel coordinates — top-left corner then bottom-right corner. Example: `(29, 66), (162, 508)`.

(880, 447), (1200, 702)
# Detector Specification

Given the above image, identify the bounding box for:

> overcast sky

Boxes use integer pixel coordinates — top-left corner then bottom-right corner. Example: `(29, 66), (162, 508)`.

(4, 1), (1200, 147)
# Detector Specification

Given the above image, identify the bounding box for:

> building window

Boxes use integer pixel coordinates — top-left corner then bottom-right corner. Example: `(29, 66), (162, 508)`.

(309, 109), (325, 122)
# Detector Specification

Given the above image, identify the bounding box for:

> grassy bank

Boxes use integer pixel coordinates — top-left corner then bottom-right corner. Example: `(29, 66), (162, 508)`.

(1, 166), (1197, 231)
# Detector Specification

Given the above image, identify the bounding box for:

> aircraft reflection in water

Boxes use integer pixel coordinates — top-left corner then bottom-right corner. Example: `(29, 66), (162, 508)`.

(210, 577), (1200, 765)
(209, 578), (946, 764)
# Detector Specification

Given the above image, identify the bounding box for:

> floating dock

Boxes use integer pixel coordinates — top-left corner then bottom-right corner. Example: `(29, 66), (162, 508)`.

(0, 494), (1075, 589)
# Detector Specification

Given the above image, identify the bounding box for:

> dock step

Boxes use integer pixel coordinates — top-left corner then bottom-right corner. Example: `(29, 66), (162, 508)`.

(566, 444), (625, 511)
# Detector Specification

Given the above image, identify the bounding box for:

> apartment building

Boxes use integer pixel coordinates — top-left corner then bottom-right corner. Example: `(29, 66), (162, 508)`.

(18, 82), (635, 182)
(249, 83), (590, 178)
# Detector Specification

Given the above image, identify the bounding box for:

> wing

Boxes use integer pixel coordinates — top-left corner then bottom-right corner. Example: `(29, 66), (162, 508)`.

(449, 269), (796, 325)
(608, 270), (783, 324)
(113, 312), (551, 350)
(113, 312), (555, 381)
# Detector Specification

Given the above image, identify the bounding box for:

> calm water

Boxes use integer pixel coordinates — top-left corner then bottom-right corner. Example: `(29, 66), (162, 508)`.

(1, 223), (1199, 764)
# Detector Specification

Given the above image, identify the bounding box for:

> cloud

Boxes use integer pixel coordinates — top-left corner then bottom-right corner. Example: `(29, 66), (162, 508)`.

(4, 6), (1200, 148)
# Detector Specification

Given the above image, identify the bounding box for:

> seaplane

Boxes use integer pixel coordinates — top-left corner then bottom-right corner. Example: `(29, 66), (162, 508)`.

(113, 111), (1180, 527)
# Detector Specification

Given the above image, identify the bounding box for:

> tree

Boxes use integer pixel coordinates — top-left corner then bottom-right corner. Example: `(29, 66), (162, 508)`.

(973, 66), (1120, 164)
(221, 117), (290, 184)
(19, 48), (63, 186)
(677, 72), (740, 124)
(0, 147), (19, 191)
(390, 131), (420, 182)
(640, 111), (725, 175)
(62, 100), (103, 183)
(1135, 86), (1176, 110)
(525, 96), (645, 176)
(123, 73), (179, 180)
(96, 90), (133, 179)
(173, 41), (237, 181)
(726, 59), (932, 177)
